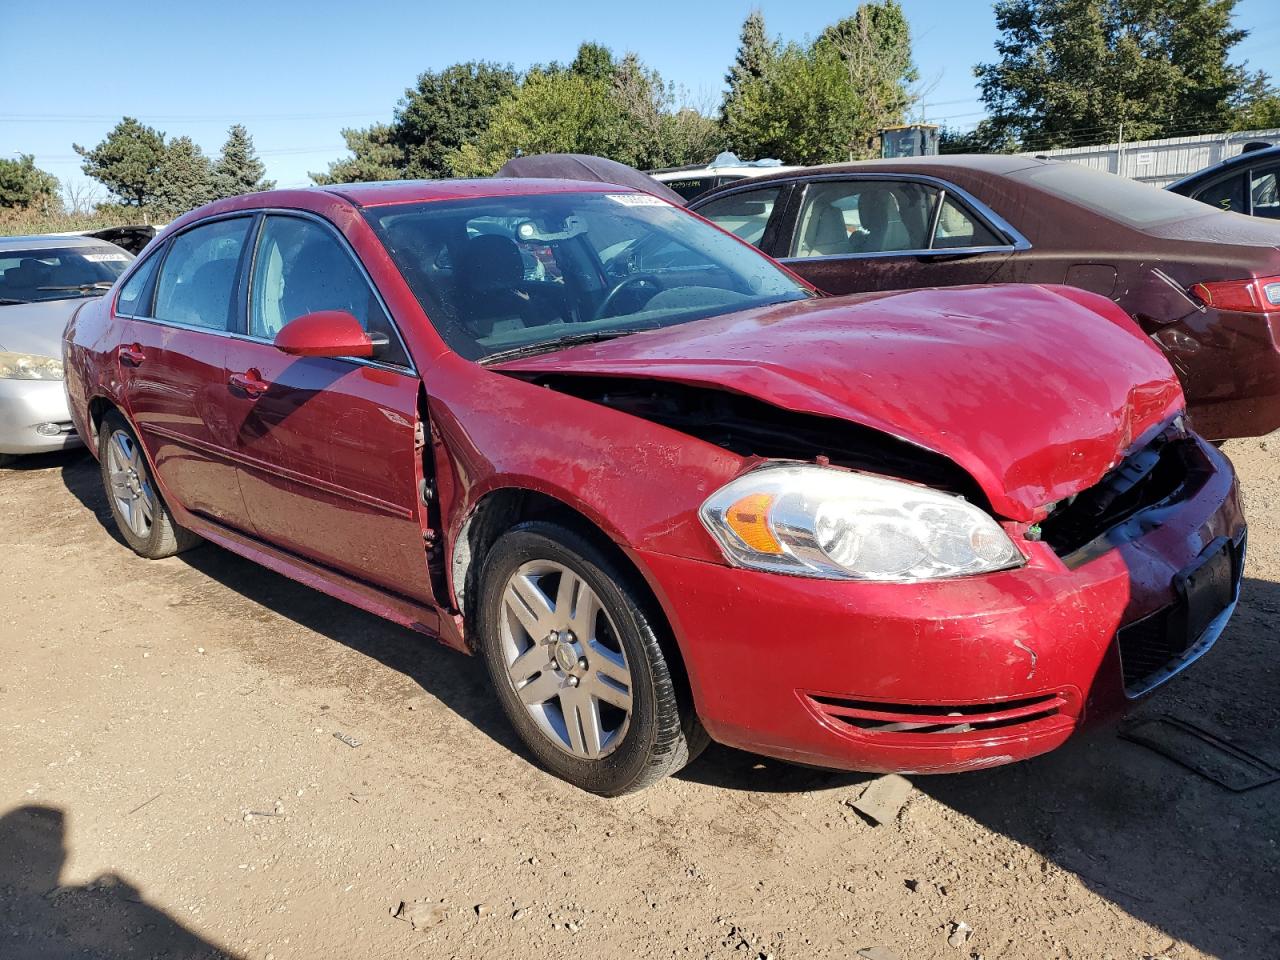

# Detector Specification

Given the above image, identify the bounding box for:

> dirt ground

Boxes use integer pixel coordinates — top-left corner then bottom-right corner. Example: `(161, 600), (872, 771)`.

(2, 436), (1278, 960)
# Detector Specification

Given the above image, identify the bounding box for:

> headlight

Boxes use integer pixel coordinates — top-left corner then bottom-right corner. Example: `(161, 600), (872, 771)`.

(699, 464), (1023, 581)
(0, 352), (64, 381)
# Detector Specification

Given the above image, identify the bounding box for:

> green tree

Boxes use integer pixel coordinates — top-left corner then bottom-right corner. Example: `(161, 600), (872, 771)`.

(975, 0), (1267, 150)
(723, 2), (917, 163)
(0, 154), (61, 210)
(447, 46), (721, 176)
(310, 124), (405, 185)
(723, 10), (774, 123)
(213, 124), (275, 197)
(154, 136), (216, 214)
(314, 62), (518, 184)
(1230, 73), (1280, 130)
(74, 117), (167, 206)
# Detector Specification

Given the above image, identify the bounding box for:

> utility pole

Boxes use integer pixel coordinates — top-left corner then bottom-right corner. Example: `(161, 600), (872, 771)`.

(1116, 123), (1125, 176)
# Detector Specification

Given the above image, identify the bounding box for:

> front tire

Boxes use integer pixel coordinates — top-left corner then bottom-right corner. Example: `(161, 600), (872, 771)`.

(98, 411), (200, 559)
(476, 521), (704, 795)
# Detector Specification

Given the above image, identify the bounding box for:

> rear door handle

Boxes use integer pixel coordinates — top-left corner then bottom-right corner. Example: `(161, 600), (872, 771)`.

(228, 369), (269, 399)
(118, 344), (146, 366)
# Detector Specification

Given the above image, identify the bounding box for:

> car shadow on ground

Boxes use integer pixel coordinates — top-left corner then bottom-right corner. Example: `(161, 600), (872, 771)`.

(54, 451), (535, 765)
(53, 449), (1280, 959)
(0, 804), (239, 959)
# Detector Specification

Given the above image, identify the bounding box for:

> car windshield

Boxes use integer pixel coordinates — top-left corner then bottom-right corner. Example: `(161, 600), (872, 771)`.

(0, 244), (132, 304)
(364, 190), (812, 361)
(1014, 162), (1221, 228)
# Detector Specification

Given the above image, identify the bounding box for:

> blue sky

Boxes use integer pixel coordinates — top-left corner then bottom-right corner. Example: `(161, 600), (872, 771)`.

(2, 0), (1278, 194)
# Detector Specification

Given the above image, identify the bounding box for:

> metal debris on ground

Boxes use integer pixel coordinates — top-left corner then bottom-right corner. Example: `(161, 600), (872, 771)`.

(857, 948), (900, 960)
(847, 774), (913, 825)
(333, 732), (363, 749)
(1121, 716), (1280, 791)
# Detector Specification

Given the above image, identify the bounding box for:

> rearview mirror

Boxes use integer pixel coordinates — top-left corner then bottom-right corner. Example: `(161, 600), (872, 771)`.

(273, 310), (378, 359)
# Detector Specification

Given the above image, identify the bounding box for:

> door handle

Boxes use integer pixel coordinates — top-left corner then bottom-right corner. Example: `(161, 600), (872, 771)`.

(118, 344), (146, 366)
(228, 369), (269, 399)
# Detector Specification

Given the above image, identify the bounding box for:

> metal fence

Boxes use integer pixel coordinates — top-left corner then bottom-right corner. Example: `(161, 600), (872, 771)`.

(1020, 128), (1280, 186)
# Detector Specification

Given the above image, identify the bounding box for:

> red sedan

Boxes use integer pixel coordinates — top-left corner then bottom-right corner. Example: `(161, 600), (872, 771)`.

(64, 179), (1245, 794)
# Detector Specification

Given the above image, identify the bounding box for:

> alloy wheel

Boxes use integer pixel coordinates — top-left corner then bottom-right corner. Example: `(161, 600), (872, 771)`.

(106, 429), (155, 540)
(499, 559), (634, 759)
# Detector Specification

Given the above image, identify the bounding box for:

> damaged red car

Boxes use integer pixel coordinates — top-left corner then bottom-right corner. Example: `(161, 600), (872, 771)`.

(64, 179), (1245, 795)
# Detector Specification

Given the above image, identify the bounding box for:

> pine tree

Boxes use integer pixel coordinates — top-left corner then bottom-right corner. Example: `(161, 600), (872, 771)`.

(722, 10), (773, 123)
(155, 136), (216, 214)
(213, 124), (275, 198)
(74, 117), (168, 206)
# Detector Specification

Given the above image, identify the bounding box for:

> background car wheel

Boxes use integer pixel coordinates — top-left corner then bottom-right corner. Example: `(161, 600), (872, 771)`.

(476, 521), (706, 795)
(0, 452), (16, 468)
(98, 411), (201, 559)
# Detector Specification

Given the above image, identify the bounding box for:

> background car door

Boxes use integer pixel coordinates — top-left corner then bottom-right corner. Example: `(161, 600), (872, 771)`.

(770, 178), (1019, 297)
(222, 213), (431, 602)
(116, 216), (253, 529)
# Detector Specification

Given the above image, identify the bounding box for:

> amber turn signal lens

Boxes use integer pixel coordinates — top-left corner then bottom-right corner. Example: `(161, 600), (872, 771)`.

(724, 492), (784, 554)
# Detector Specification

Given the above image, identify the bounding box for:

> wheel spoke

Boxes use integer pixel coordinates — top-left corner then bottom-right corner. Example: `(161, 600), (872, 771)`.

(516, 669), (561, 706)
(586, 673), (632, 711)
(507, 642), (549, 686)
(568, 588), (600, 642)
(562, 692), (588, 755)
(589, 643), (630, 686)
(555, 569), (582, 622)
(108, 470), (131, 499)
(576, 694), (604, 758)
(137, 492), (154, 526)
(506, 573), (556, 639)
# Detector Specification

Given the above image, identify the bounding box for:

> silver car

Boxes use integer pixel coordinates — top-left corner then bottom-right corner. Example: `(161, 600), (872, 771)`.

(1, 235), (133, 465)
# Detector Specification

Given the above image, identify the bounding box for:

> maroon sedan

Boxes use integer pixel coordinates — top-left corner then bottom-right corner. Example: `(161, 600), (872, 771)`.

(690, 155), (1280, 440)
(64, 179), (1243, 794)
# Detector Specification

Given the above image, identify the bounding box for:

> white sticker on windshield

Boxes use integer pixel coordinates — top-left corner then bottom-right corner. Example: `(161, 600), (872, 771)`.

(83, 253), (130, 262)
(606, 193), (667, 207)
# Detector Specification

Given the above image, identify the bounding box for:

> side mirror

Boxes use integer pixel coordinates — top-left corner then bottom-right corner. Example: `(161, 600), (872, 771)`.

(273, 310), (382, 359)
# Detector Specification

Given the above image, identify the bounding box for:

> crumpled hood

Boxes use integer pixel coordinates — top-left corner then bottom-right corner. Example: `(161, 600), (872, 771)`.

(0, 298), (87, 356)
(497, 284), (1183, 521)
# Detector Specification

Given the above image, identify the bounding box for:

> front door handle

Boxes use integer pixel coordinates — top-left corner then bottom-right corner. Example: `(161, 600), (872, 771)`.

(118, 344), (146, 366)
(228, 369), (269, 399)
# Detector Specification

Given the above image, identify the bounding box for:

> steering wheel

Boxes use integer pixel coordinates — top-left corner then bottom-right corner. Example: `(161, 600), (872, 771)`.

(593, 273), (664, 321)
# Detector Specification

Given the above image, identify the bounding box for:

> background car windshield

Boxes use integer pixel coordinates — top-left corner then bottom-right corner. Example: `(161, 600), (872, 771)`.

(366, 191), (811, 361)
(0, 245), (131, 303)
(1014, 163), (1221, 228)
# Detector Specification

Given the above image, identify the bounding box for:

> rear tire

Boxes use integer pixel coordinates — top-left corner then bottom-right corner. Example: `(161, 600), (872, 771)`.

(476, 521), (704, 795)
(0, 452), (16, 468)
(98, 410), (200, 559)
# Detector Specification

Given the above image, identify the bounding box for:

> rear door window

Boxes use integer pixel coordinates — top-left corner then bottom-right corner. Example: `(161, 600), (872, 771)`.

(791, 180), (938, 257)
(153, 218), (252, 331)
(1250, 166), (1279, 219)
(695, 186), (782, 247)
(1194, 174), (1247, 213)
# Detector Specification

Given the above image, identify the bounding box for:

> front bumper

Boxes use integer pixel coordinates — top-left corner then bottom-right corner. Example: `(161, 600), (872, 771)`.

(0, 378), (81, 456)
(639, 437), (1244, 774)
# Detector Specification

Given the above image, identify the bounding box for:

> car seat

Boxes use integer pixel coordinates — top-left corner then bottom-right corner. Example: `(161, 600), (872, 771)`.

(799, 203), (852, 257)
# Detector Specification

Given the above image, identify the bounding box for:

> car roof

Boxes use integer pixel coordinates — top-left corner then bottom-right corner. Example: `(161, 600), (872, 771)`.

(317, 177), (636, 208)
(1168, 143), (1280, 190)
(0, 233), (124, 252)
(686, 153), (1052, 198)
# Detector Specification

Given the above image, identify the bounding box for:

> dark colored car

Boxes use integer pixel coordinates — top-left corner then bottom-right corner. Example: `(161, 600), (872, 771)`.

(1167, 141), (1280, 220)
(64, 179), (1243, 795)
(690, 155), (1280, 440)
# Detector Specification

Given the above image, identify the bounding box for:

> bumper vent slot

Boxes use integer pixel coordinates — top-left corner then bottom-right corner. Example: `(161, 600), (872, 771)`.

(806, 692), (1070, 737)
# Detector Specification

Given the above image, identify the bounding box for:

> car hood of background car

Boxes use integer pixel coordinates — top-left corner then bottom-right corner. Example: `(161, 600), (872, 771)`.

(496, 284), (1184, 522)
(0, 298), (85, 356)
